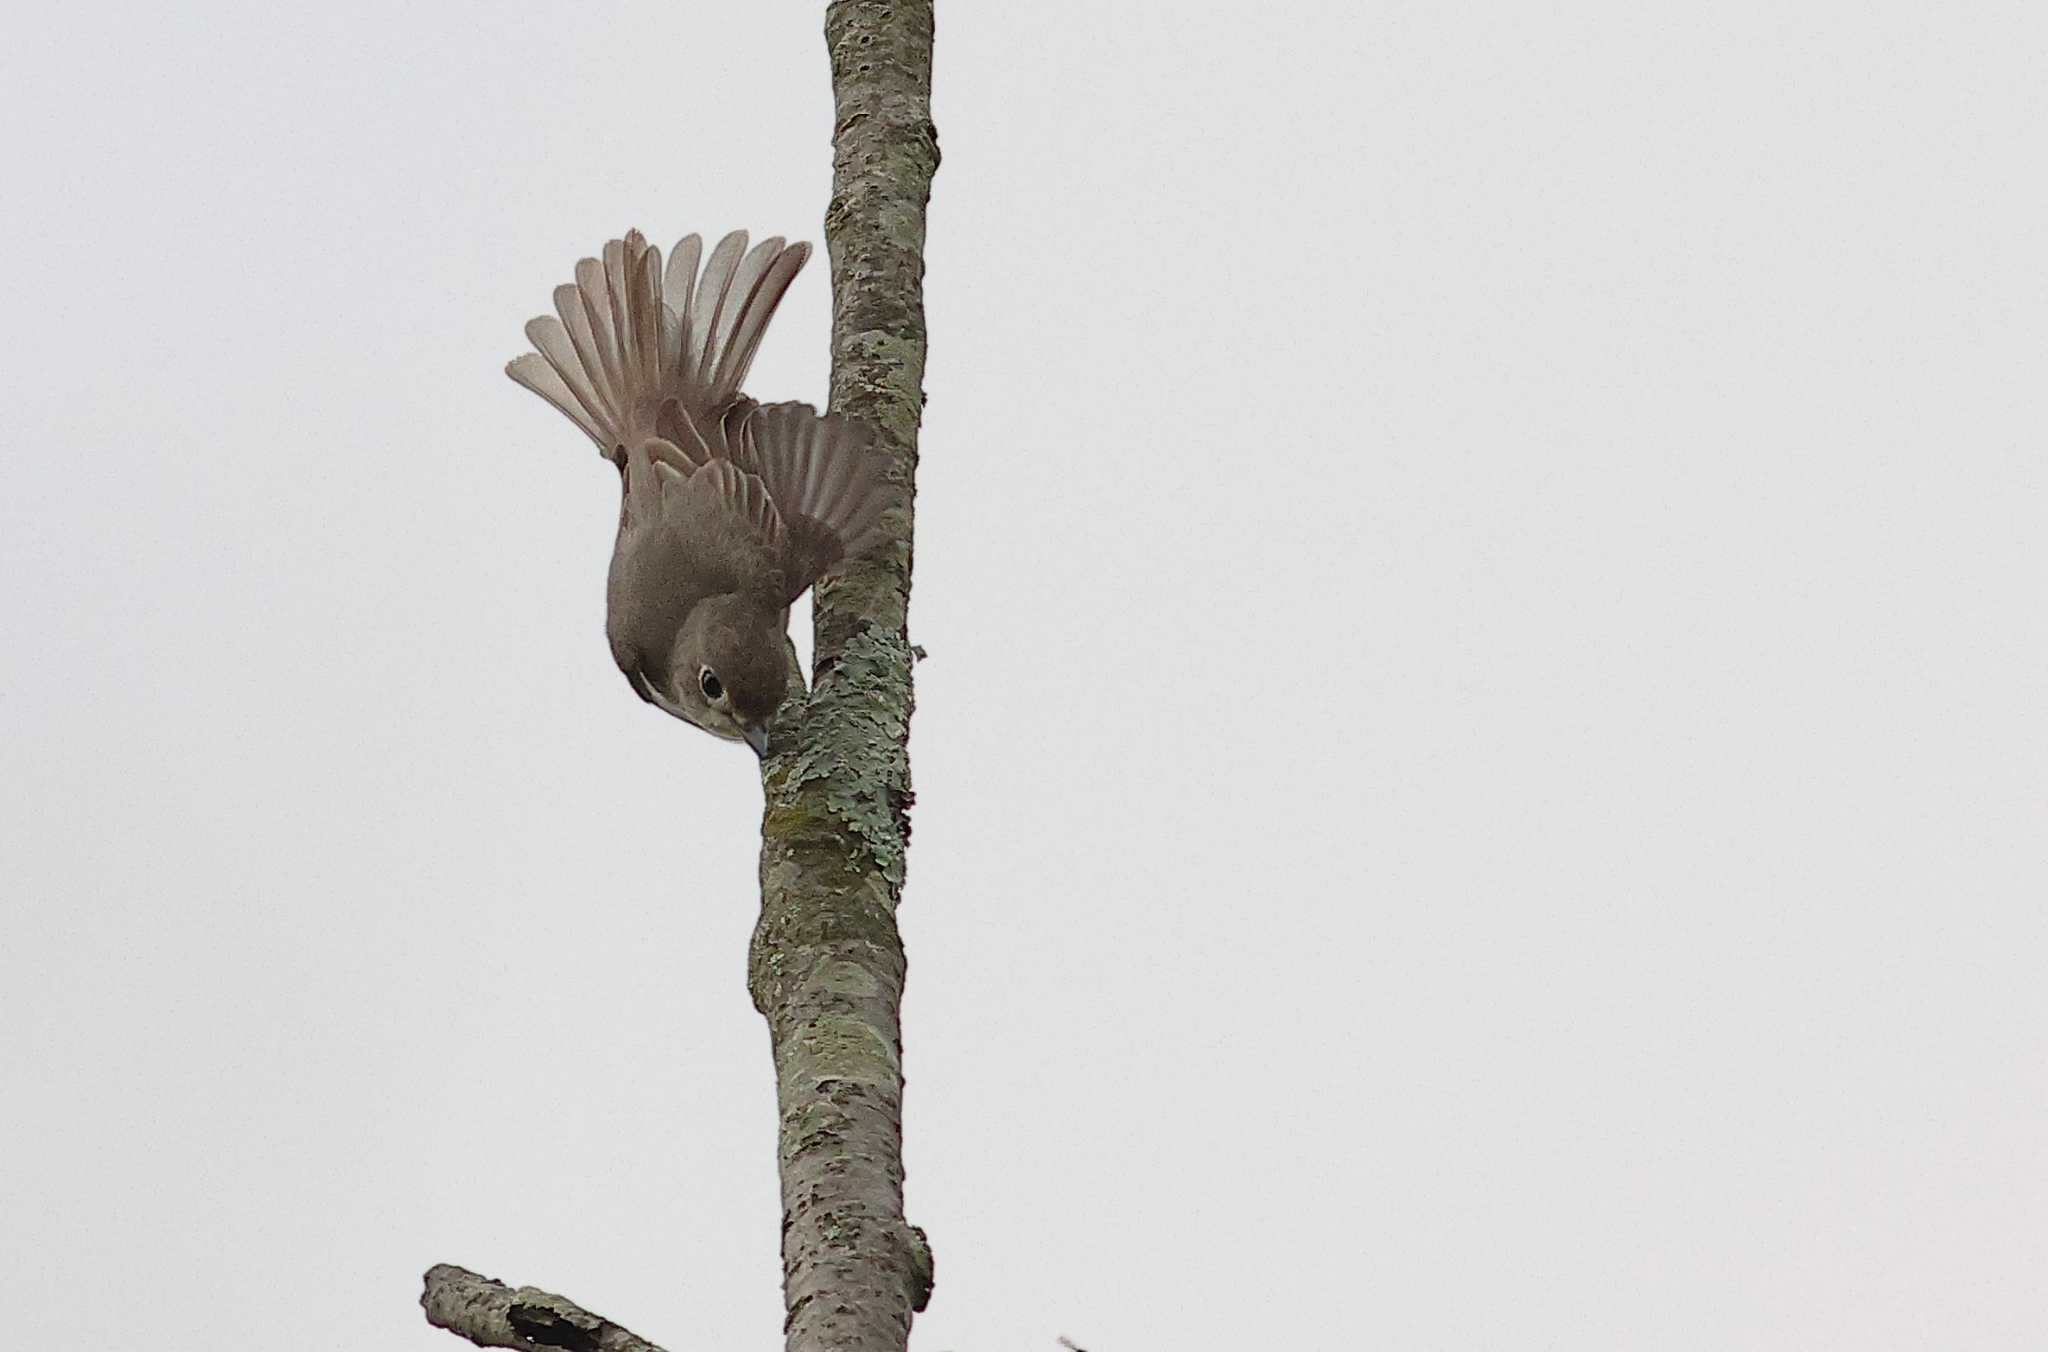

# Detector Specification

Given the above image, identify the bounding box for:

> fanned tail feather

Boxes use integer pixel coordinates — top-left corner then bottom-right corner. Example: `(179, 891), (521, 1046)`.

(506, 229), (812, 460)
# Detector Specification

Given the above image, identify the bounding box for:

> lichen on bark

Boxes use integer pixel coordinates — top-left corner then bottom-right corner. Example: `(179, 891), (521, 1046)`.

(421, 1264), (668, 1352)
(745, 3), (938, 1351)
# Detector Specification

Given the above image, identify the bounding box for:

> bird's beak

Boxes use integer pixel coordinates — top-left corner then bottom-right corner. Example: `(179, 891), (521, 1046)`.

(742, 723), (771, 758)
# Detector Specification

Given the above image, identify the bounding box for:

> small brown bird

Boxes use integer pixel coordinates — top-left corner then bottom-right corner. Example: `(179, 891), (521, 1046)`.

(507, 230), (889, 754)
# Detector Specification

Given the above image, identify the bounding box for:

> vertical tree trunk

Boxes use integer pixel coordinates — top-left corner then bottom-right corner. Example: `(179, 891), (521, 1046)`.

(747, 6), (938, 1352)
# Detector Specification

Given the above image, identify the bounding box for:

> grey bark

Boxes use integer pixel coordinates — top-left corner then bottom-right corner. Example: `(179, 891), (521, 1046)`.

(420, 1265), (669, 1352)
(747, 4), (939, 1352)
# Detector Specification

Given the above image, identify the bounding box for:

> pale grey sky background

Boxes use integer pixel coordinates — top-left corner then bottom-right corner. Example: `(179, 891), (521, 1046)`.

(3, 3), (2043, 1349)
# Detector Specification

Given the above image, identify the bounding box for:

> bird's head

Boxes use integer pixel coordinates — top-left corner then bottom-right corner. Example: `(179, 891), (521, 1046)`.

(653, 593), (790, 755)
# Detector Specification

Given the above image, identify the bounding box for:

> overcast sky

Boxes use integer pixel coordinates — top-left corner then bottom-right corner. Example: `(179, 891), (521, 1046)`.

(3, 3), (2043, 1349)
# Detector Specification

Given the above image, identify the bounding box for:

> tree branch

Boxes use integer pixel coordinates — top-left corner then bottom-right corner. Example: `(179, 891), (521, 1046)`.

(420, 1264), (669, 1352)
(746, 4), (938, 1352)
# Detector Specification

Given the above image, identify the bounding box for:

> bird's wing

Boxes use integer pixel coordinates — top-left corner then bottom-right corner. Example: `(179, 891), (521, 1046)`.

(606, 446), (786, 680)
(657, 457), (787, 568)
(507, 229), (811, 462)
(731, 402), (894, 603)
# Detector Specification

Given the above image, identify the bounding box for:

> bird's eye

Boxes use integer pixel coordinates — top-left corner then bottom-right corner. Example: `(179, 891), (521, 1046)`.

(699, 668), (724, 702)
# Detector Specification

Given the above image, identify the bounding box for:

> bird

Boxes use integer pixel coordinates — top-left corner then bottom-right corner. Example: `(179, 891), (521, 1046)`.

(506, 229), (891, 755)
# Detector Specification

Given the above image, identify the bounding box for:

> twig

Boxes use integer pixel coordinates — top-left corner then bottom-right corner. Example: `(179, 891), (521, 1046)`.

(420, 1264), (669, 1352)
